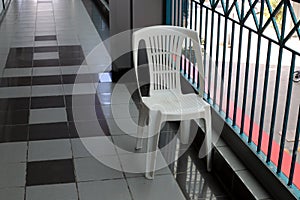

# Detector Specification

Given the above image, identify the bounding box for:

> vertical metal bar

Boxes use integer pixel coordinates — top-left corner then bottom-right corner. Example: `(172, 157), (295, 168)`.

(225, 22), (235, 119)
(166, 0), (172, 25)
(213, 14), (221, 106)
(232, 25), (243, 126)
(240, 30), (252, 135)
(277, 53), (296, 174)
(257, 40), (272, 153)
(208, 9), (215, 100)
(219, 16), (228, 112)
(267, 0), (288, 163)
(288, 106), (300, 186)
(203, 8), (209, 95)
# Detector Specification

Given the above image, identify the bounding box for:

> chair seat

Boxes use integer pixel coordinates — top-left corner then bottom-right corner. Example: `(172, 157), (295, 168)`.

(142, 92), (208, 119)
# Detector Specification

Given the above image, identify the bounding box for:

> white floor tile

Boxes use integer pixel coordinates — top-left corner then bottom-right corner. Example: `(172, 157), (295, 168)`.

(29, 108), (67, 124)
(78, 179), (131, 200)
(74, 157), (123, 182)
(63, 83), (96, 95)
(26, 183), (78, 200)
(2, 68), (32, 77)
(31, 85), (64, 97)
(0, 187), (25, 200)
(127, 174), (186, 200)
(28, 139), (72, 161)
(0, 142), (27, 163)
(0, 163), (26, 188)
(0, 86), (31, 98)
(32, 67), (61, 76)
(71, 136), (116, 158)
(34, 40), (57, 47)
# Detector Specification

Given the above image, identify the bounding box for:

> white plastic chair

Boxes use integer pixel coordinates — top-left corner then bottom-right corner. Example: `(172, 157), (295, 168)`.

(132, 25), (212, 179)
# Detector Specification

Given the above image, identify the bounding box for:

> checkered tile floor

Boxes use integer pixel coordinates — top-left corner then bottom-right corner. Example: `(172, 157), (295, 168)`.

(0, 0), (228, 199)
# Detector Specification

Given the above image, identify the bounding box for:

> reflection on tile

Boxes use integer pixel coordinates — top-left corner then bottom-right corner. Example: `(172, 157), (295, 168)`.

(127, 175), (186, 200)
(26, 183), (78, 200)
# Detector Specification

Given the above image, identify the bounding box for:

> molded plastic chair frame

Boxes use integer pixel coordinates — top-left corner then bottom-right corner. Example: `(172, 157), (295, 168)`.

(132, 25), (212, 179)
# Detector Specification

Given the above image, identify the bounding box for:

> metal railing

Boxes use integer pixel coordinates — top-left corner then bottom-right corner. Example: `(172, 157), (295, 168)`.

(166, 0), (300, 197)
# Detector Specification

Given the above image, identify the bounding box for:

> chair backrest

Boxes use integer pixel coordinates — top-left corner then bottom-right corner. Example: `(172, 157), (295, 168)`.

(132, 25), (204, 97)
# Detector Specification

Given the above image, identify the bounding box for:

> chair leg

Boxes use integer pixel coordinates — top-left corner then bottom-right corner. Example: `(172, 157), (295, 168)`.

(136, 106), (147, 150)
(204, 107), (212, 172)
(180, 120), (190, 144)
(145, 111), (162, 179)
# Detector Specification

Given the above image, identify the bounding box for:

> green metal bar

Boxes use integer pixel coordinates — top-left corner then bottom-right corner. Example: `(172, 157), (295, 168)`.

(203, 8), (209, 95)
(267, 0), (287, 163)
(225, 22), (235, 120)
(286, 0), (300, 39)
(288, 105), (300, 186)
(248, 0), (264, 143)
(232, 25), (243, 127)
(213, 14), (221, 106)
(240, 30), (252, 135)
(166, 0), (172, 25)
(241, 0), (259, 29)
(277, 53), (296, 174)
(208, 9), (215, 100)
(219, 15), (228, 112)
(257, 40), (272, 153)
(283, 20), (300, 45)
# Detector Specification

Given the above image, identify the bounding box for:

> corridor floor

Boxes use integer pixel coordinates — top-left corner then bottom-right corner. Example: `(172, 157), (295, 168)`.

(0, 0), (228, 199)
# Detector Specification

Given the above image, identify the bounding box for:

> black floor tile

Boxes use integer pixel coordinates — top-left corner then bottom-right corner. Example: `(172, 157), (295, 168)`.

(69, 120), (110, 138)
(60, 58), (85, 66)
(0, 98), (30, 111)
(31, 96), (65, 109)
(9, 47), (34, 54)
(59, 51), (85, 59)
(33, 59), (59, 67)
(0, 77), (32, 87)
(0, 110), (29, 125)
(65, 94), (100, 108)
(0, 125), (28, 143)
(59, 45), (83, 53)
(5, 59), (32, 68)
(35, 35), (57, 41)
(66, 105), (105, 121)
(26, 159), (75, 186)
(34, 46), (58, 53)
(29, 122), (69, 141)
(32, 75), (62, 85)
(62, 74), (94, 84)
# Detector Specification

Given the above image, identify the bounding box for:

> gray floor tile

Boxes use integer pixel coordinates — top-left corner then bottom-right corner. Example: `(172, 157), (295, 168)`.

(29, 108), (67, 124)
(60, 65), (90, 75)
(2, 68), (32, 77)
(71, 136), (116, 158)
(118, 151), (172, 177)
(33, 52), (59, 60)
(28, 139), (72, 161)
(0, 86), (31, 98)
(106, 117), (139, 135)
(0, 163), (26, 188)
(63, 83), (96, 95)
(26, 183), (78, 200)
(74, 156), (123, 182)
(0, 187), (25, 200)
(78, 179), (131, 200)
(127, 174), (186, 200)
(31, 85), (64, 97)
(32, 67), (61, 76)
(34, 40), (57, 47)
(0, 142), (27, 163)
